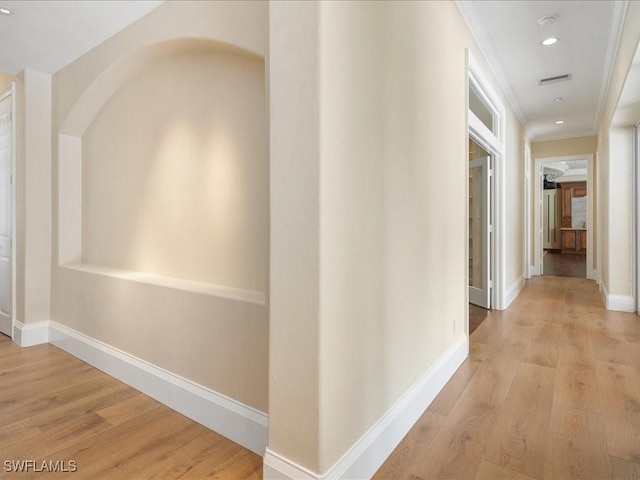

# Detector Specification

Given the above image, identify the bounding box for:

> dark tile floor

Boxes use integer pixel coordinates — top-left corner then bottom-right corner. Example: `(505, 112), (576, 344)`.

(469, 304), (489, 335)
(543, 250), (586, 278)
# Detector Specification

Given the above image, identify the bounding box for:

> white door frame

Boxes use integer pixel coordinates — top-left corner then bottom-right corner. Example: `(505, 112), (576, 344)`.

(0, 83), (16, 339)
(468, 156), (491, 308)
(468, 53), (506, 309)
(524, 141), (531, 278)
(532, 154), (595, 279)
(635, 123), (639, 314)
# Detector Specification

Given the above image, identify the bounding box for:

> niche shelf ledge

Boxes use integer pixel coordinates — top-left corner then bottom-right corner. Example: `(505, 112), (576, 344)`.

(60, 263), (266, 306)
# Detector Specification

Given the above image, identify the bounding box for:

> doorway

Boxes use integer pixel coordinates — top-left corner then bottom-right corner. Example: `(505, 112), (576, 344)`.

(541, 160), (587, 279)
(0, 86), (14, 338)
(533, 154), (594, 280)
(468, 138), (492, 309)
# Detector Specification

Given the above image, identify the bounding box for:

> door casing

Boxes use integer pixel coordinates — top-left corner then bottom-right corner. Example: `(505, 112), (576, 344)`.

(0, 83), (16, 339)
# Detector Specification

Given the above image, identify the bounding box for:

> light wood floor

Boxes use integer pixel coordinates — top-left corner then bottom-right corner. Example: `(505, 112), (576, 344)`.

(375, 276), (640, 480)
(0, 334), (261, 479)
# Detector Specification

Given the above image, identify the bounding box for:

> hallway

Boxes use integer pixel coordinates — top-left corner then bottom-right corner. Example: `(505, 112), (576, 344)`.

(375, 276), (640, 479)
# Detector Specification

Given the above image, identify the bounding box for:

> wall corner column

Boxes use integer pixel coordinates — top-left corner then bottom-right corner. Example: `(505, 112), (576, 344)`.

(16, 69), (52, 328)
(266, 1), (322, 477)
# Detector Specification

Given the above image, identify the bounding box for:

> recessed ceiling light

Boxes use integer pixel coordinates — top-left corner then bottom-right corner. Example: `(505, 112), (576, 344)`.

(542, 37), (559, 46)
(0, 6), (12, 15)
(537, 15), (557, 27)
(554, 97), (563, 102)
(555, 120), (565, 124)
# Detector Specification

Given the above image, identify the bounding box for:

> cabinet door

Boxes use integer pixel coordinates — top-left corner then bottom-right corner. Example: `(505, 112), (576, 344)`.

(573, 181), (587, 198)
(561, 186), (572, 228)
(562, 230), (576, 251)
(579, 230), (587, 252)
(574, 187), (587, 198)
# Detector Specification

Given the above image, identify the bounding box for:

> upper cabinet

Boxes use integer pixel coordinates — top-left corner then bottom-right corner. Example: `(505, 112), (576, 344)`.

(559, 181), (586, 229)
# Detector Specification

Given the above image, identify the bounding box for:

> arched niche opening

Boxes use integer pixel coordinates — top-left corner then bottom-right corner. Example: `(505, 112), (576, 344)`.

(58, 38), (267, 301)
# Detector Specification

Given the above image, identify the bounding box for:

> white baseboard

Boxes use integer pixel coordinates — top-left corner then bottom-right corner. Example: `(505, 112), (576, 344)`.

(264, 335), (469, 480)
(13, 320), (50, 347)
(505, 276), (525, 309)
(529, 265), (537, 278)
(606, 294), (635, 312)
(599, 282), (635, 312)
(47, 321), (267, 455)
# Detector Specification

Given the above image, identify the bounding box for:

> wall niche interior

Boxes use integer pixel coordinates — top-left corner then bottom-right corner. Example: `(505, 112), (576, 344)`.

(79, 48), (267, 294)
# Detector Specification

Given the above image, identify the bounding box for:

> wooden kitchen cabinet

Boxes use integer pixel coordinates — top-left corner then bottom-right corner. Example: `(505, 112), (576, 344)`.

(559, 181), (587, 254)
(561, 229), (586, 254)
(562, 230), (576, 251)
(559, 181), (586, 229)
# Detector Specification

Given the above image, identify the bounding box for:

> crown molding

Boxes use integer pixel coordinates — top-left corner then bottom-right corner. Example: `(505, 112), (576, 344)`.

(593, 0), (629, 133)
(456, 0), (530, 137)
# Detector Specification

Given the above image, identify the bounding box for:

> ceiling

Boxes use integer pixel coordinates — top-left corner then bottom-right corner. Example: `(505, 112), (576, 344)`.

(458, 1), (628, 141)
(0, 1), (163, 75)
(0, 0), (634, 140)
(544, 159), (588, 180)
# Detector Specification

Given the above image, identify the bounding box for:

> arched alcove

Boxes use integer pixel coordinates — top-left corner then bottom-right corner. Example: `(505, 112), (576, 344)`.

(58, 38), (267, 301)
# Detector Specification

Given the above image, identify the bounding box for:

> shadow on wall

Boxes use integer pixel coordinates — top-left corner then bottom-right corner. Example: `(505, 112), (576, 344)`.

(81, 47), (268, 292)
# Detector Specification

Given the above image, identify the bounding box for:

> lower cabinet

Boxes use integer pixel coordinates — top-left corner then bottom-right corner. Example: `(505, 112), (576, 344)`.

(561, 229), (586, 254)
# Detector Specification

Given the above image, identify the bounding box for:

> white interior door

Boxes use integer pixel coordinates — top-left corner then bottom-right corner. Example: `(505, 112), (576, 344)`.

(543, 189), (561, 250)
(0, 94), (12, 337)
(469, 156), (491, 309)
(636, 125), (640, 315)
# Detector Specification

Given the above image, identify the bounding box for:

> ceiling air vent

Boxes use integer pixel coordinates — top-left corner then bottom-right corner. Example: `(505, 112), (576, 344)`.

(539, 74), (572, 86)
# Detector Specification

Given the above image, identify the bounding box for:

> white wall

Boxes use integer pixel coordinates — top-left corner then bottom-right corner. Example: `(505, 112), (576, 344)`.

(319, 0), (471, 470)
(19, 70), (52, 325)
(269, 0), (473, 475)
(597, 2), (640, 310)
(607, 127), (633, 297)
(268, 0), (322, 470)
(504, 107), (526, 298)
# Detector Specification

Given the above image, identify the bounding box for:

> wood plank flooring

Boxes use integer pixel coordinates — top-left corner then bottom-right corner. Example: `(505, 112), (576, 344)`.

(0, 335), (261, 479)
(375, 276), (640, 480)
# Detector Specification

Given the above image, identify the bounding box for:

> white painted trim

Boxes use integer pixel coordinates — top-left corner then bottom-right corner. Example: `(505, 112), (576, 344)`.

(47, 321), (268, 455)
(593, 1), (629, 135)
(529, 265), (537, 278)
(456, 1), (528, 134)
(524, 141), (531, 280)
(505, 276), (525, 309)
(263, 449), (317, 480)
(636, 124), (640, 314)
(605, 294), (635, 312)
(0, 82), (17, 340)
(264, 336), (469, 480)
(598, 281), (634, 312)
(468, 51), (507, 310)
(13, 320), (50, 347)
